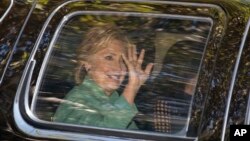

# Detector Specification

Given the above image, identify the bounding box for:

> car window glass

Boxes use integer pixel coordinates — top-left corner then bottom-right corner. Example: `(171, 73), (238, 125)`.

(31, 13), (211, 136)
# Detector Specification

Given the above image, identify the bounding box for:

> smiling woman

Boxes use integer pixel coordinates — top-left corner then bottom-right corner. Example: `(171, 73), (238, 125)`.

(53, 25), (153, 129)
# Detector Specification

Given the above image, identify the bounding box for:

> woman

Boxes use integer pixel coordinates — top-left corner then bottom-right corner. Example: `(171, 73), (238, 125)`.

(53, 25), (153, 129)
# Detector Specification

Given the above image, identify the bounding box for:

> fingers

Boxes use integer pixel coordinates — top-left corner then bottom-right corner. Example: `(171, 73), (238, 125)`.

(122, 53), (132, 70)
(144, 63), (154, 75)
(127, 46), (150, 74)
(132, 45), (137, 61)
(124, 46), (153, 75)
(128, 45), (133, 62)
(139, 63), (153, 86)
(136, 49), (145, 70)
(122, 53), (129, 66)
(128, 45), (138, 63)
(123, 48), (153, 87)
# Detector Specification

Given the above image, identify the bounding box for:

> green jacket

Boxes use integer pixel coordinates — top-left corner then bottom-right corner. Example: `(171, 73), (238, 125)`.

(53, 76), (138, 129)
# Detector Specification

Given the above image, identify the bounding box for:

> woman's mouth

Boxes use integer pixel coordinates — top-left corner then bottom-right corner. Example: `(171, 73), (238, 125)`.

(107, 74), (121, 83)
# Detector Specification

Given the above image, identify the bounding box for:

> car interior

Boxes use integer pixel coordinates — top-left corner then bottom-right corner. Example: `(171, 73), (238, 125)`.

(30, 16), (210, 136)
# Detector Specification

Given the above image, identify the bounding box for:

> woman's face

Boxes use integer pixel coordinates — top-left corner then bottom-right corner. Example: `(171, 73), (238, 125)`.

(86, 40), (127, 95)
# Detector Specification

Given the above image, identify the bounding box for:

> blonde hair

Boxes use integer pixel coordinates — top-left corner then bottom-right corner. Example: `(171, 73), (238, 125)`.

(75, 25), (132, 84)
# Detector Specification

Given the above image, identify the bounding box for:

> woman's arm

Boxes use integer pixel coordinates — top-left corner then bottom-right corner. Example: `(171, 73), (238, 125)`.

(122, 45), (153, 104)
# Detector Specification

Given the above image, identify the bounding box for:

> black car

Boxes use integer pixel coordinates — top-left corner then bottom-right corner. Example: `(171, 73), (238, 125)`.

(0, 0), (250, 140)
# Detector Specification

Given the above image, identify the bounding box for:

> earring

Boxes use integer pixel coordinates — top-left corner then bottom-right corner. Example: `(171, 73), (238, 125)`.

(79, 65), (85, 73)
(83, 62), (91, 72)
(85, 66), (91, 72)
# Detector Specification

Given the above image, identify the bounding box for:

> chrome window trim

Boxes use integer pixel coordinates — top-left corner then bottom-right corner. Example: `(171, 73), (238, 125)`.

(102, 0), (223, 8)
(0, 0), (14, 23)
(24, 0), (224, 65)
(221, 18), (250, 141)
(244, 19), (250, 125)
(13, 0), (224, 140)
(246, 91), (250, 124)
(26, 0), (82, 63)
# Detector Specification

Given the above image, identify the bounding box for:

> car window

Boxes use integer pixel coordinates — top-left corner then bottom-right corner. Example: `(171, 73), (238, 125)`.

(13, 1), (227, 140)
(31, 13), (211, 135)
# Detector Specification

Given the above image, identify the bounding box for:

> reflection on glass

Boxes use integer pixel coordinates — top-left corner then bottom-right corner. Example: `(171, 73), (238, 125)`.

(34, 14), (211, 135)
(53, 25), (153, 129)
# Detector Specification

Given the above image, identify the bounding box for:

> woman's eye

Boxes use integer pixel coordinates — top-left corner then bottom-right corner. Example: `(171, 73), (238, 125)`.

(105, 55), (113, 60)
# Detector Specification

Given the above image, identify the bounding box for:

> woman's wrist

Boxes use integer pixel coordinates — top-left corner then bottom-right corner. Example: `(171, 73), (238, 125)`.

(122, 85), (139, 104)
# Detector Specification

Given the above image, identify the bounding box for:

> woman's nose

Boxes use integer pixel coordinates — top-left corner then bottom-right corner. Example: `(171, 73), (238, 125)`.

(113, 61), (125, 72)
